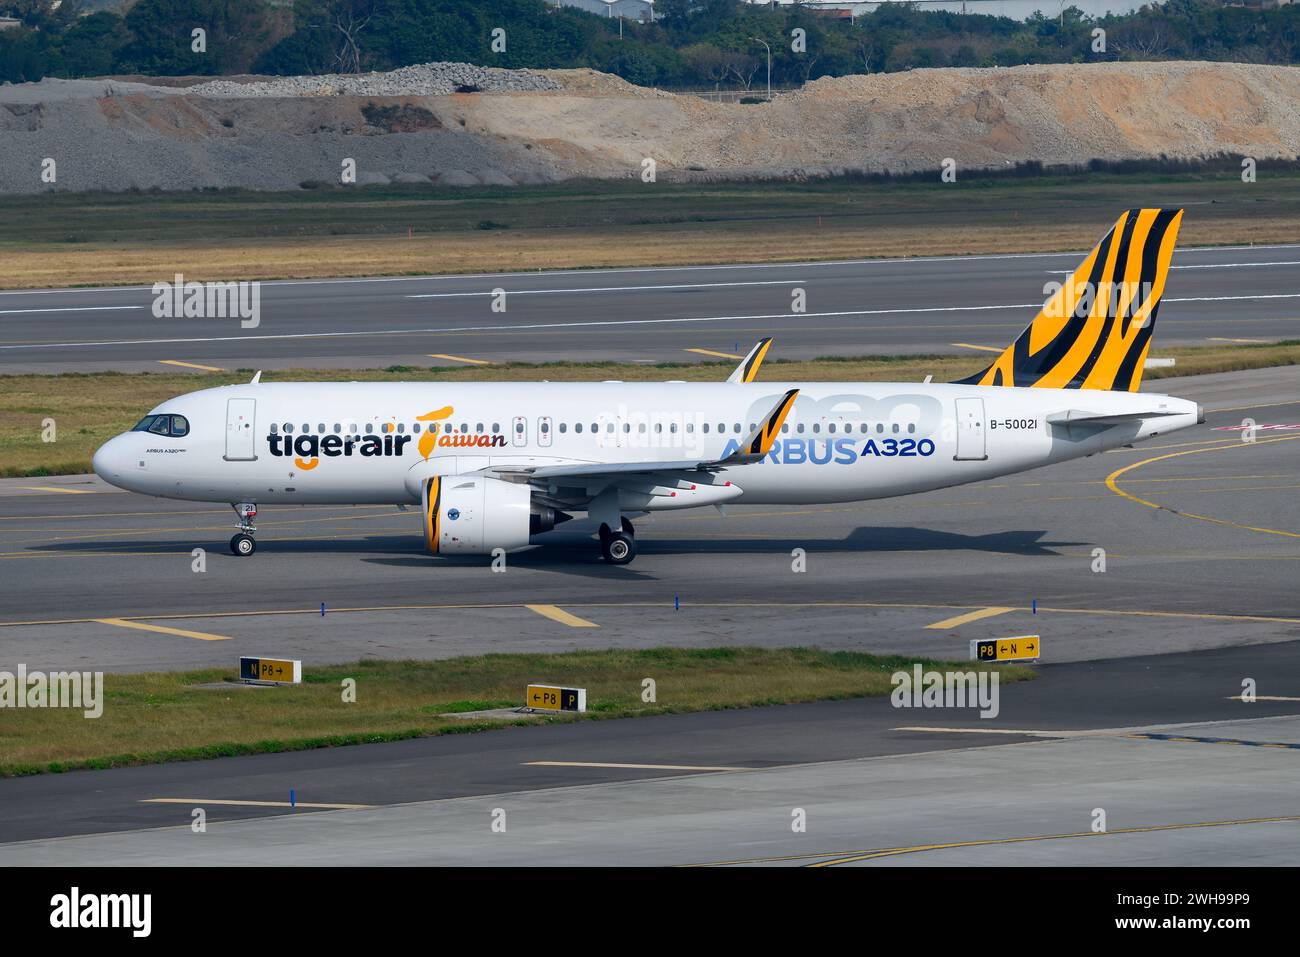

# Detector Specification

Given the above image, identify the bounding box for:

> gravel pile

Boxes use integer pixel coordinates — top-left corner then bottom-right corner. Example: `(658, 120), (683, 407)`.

(187, 62), (562, 98)
(2, 60), (1299, 194)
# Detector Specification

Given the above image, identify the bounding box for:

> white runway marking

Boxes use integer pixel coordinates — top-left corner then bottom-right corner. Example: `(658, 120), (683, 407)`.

(5, 292), (1296, 352)
(0, 306), (143, 315)
(407, 279), (804, 298)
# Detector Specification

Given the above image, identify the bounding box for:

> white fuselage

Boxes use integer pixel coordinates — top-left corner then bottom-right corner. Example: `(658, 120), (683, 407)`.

(92, 380), (1200, 508)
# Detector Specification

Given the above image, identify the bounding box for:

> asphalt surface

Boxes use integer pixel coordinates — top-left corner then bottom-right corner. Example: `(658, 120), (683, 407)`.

(0, 367), (1295, 674)
(1, 641), (1297, 861)
(0, 275), (1295, 864)
(1, 242), (1299, 373)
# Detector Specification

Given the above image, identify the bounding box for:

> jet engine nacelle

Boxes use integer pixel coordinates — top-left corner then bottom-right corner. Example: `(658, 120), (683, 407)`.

(420, 474), (532, 555)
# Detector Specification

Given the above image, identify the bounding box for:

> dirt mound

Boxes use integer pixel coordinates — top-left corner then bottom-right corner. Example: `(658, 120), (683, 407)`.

(1, 60), (1298, 193)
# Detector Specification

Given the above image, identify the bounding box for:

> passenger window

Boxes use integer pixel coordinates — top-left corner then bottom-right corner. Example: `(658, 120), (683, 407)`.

(542, 422), (551, 434)
(365, 423), (374, 434)
(812, 424), (821, 434)
(907, 423), (915, 434)
(559, 423), (567, 433)
(515, 421), (524, 434)
(781, 424), (789, 433)
(270, 422), (279, 434)
(285, 423), (293, 433)
(334, 424), (342, 434)
(575, 423), (583, 433)
(892, 423), (900, 434)
(492, 423), (500, 434)
(702, 423), (710, 433)
(318, 424), (326, 434)
(476, 423), (484, 433)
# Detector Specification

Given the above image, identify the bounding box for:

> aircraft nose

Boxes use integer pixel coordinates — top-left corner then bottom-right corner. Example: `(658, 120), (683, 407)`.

(92, 435), (130, 487)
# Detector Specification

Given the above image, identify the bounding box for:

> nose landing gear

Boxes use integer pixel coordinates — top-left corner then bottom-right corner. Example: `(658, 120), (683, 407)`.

(230, 503), (258, 556)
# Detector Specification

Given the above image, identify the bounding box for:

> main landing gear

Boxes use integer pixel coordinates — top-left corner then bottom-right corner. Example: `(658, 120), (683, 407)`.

(230, 502), (258, 556)
(599, 517), (637, 565)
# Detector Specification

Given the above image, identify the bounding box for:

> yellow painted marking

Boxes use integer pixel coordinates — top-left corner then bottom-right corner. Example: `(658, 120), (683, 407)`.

(526, 761), (748, 772)
(94, 617), (231, 642)
(924, 606), (1015, 630)
(1227, 695), (1300, 702)
(14, 486), (96, 495)
(525, 604), (599, 628)
(1208, 337), (1265, 344)
(1106, 434), (1300, 539)
(2, 600), (1295, 631)
(687, 815), (1300, 867)
(142, 798), (370, 810)
(950, 342), (1003, 353)
(685, 348), (743, 360)
(806, 815), (1300, 867)
(428, 353), (490, 365)
(157, 360), (226, 372)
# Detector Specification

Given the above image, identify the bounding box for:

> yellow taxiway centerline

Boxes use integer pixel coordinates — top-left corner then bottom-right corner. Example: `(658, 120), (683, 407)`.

(525, 604), (599, 628)
(807, 815), (1300, 867)
(428, 353), (491, 365)
(1106, 434), (1300, 539)
(950, 342), (1003, 353)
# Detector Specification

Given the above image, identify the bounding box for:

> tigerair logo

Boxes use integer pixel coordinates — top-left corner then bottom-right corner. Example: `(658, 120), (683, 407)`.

(267, 406), (504, 470)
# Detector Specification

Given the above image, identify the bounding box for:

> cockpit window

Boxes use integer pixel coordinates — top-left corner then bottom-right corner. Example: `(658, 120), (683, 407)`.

(131, 414), (189, 437)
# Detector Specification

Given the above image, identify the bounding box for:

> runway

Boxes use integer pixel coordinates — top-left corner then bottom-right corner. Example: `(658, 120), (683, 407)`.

(1, 242), (1299, 373)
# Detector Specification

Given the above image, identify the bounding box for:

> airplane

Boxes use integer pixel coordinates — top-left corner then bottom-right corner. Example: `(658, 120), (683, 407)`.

(93, 208), (1201, 565)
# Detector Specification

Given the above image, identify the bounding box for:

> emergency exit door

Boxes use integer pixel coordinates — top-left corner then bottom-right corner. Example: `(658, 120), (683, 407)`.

(953, 397), (987, 461)
(225, 398), (257, 461)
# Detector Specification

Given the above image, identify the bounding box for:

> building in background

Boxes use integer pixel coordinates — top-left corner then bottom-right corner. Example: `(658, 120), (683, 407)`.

(549, 0), (656, 22)
(745, 0), (1153, 20)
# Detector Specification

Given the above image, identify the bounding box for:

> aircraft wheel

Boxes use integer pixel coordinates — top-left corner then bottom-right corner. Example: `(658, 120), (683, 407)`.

(601, 531), (636, 565)
(230, 533), (256, 557)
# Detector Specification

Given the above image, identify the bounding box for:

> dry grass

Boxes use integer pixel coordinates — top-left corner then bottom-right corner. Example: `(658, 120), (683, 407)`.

(2, 341), (1295, 476)
(0, 647), (1033, 774)
(5, 173), (1300, 288)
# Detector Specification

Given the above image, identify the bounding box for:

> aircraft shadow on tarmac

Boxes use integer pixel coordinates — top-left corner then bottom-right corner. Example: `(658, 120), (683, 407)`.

(34, 526), (1085, 567)
(361, 526), (1085, 577)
